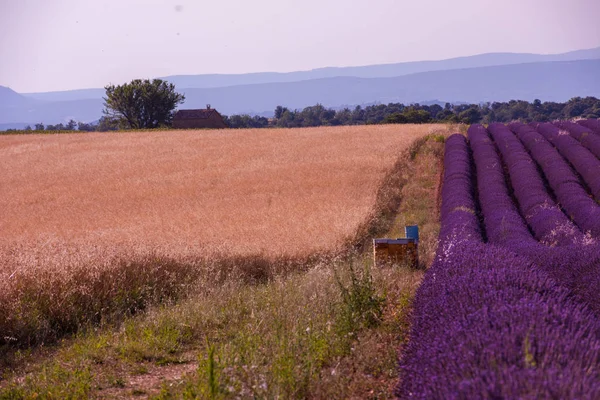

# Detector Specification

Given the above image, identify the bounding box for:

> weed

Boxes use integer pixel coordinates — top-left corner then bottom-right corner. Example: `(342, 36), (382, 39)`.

(335, 262), (385, 337)
(108, 375), (126, 388)
(205, 341), (221, 399)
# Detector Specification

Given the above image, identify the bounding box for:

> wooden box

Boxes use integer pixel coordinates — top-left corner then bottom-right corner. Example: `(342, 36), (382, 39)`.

(373, 238), (419, 268)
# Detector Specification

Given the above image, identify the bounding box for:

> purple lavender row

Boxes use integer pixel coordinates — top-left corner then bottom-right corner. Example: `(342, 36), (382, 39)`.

(578, 119), (600, 134)
(555, 120), (600, 159)
(467, 124), (536, 247)
(509, 122), (600, 237)
(397, 136), (600, 398)
(438, 134), (483, 244)
(397, 238), (600, 398)
(533, 122), (600, 201)
(468, 125), (599, 311)
(487, 123), (583, 246)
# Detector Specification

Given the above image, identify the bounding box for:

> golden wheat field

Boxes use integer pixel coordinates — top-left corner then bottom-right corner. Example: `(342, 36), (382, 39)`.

(0, 125), (444, 257)
(0, 124), (447, 345)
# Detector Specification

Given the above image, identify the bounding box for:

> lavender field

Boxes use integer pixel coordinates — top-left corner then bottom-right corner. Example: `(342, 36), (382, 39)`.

(397, 120), (600, 398)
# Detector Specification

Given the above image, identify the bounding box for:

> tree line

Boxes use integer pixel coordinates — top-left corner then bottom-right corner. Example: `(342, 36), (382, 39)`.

(224, 97), (600, 129)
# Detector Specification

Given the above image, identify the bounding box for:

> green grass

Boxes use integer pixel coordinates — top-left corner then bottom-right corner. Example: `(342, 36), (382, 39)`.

(1, 261), (422, 399)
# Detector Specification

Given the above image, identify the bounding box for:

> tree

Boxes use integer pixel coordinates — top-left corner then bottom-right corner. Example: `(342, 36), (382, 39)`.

(77, 121), (98, 132)
(402, 108), (431, 124)
(103, 79), (185, 129)
(458, 107), (482, 124)
(66, 119), (77, 130)
(384, 112), (407, 124)
(274, 106), (288, 119)
(34, 123), (44, 131)
(97, 116), (119, 132)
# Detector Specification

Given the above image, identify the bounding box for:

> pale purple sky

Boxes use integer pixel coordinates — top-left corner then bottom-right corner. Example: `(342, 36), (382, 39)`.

(1, 0), (599, 93)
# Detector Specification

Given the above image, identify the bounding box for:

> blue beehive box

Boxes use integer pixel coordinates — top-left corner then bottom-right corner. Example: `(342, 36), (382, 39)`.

(405, 225), (419, 242)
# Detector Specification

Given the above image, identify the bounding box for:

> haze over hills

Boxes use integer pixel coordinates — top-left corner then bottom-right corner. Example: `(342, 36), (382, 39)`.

(160, 46), (600, 90)
(0, 86), (37, 107)
(0, 89), (103, 128)
(178, 60), (600, 115)
(1, 47), (599, 128)
(21, 46), (600, 101)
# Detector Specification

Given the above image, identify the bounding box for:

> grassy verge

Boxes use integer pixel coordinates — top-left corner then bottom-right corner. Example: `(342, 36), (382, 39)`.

(0, 133), (448, 399)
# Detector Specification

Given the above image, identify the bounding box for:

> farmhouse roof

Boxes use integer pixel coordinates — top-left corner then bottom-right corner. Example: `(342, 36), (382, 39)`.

(174, 109), (221, 120)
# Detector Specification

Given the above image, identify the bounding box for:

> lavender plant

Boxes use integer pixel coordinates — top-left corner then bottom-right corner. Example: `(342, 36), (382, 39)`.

(397, 126), (600, 399)
(533, 122), (600, 201)
(555, 120), (600, 159)
(509, 122), (600, 236)
(487, 122), (582, 246)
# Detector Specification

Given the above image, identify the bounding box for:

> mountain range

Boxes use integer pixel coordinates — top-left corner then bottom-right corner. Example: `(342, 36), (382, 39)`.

(1, 47), (599, 129)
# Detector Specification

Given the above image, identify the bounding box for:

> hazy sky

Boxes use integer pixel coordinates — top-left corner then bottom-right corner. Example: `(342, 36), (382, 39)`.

(1, 0), (599, 93)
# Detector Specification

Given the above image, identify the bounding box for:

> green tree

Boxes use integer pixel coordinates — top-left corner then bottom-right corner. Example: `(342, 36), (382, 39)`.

(103, 79), (185, 129)
(274, 105), (289, 119)
(402, 108), (432, 124)
(384, 112), (407, 124)
(66, 119), (77, 130)
(97, 116), (119, 132)
(77, 121), (98, 132)
(458, 107), (482, 124)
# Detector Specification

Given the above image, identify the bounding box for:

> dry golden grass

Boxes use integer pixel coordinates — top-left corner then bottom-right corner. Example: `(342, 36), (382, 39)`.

(0, 124), (446, 346)
(1, 125), (439, 255)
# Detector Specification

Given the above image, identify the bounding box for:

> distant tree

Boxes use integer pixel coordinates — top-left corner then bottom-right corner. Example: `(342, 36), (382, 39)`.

(435, 109), (457, 122)
(384, 112), (408, 124)
(458, 107), (482, 124)
(77, 121), (98, 132)
(332, 108), (352, 126)
(428, 104), (443, 119)
(45, 123), (66, 131)
(66, 119), (77, 130)
(276, 109), (299, 128)
(225, 97), (600, 130)
(103, 79), (185, 129)
(402, 108), (432, 124)
(24, 125), (32, 131)
(227, 114), (249, 128)
(226, 114), (270, 129)
(34, 123), (44, 131)
(299, 104), (331, 127)
(96, 116), (119, 132)
(351, 106), (365, 124)
(274, 106), (289, 119)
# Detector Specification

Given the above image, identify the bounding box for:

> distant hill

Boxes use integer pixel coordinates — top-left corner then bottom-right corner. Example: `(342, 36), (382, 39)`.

(162, 46), (600, 89)
(177, 59), (600, 115)
(0, 122), (30, 130)
(1, 56), (599, 126)
(0, 98), (103, 125)
(0, 86), (36, 107)
(22, 88), (105, 102)
(17, 47), (600, 103)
